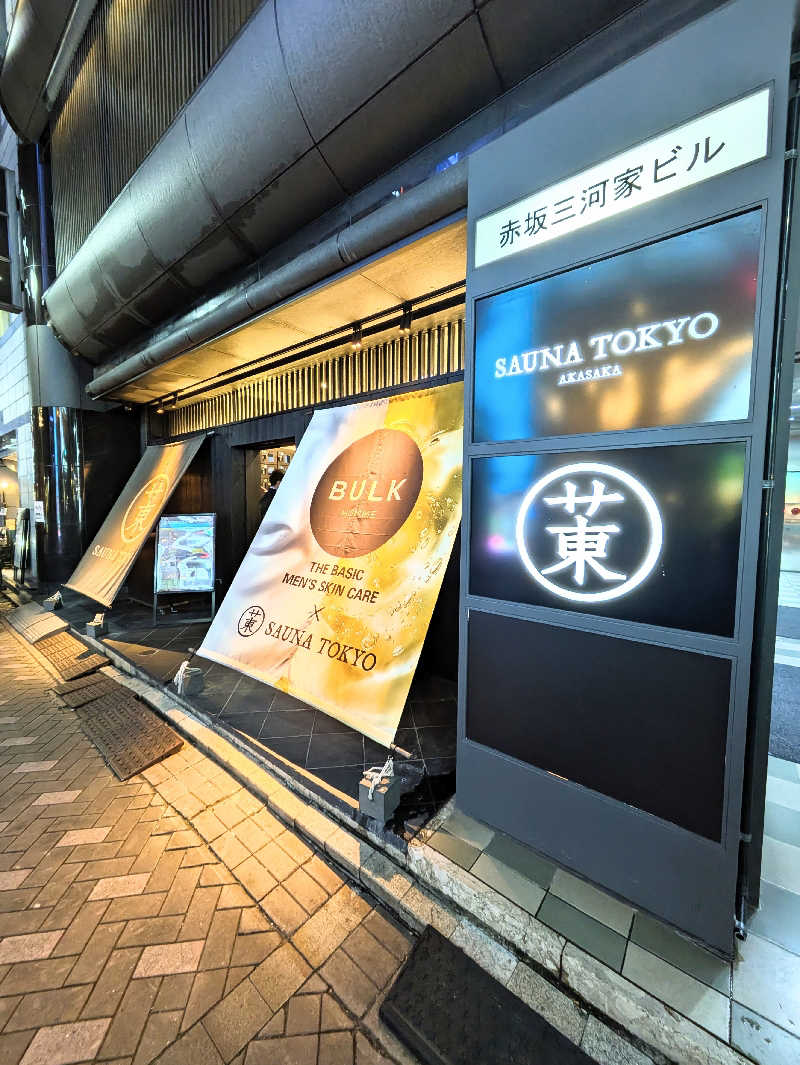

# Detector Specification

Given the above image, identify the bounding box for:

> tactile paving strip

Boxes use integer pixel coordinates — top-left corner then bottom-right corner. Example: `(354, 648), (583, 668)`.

(6, 603), (45, 631)
(72, 688), (183, 780)
(35, 631), (109, 680)
(380, 927), (592, 1065)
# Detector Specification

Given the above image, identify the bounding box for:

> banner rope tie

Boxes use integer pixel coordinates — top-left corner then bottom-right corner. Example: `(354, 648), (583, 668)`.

(364, 756), (394, 800)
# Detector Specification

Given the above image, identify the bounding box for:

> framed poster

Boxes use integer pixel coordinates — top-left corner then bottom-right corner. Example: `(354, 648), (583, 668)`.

(155, 514), (216, 593)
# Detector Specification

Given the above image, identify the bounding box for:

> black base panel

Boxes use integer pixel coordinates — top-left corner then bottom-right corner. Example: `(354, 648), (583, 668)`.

(380, 927), (591, 1065)
(73, 689), (182, 781)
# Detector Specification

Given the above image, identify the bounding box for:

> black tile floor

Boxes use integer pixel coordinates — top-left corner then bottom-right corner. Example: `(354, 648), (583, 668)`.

(55, 590), (456, 835)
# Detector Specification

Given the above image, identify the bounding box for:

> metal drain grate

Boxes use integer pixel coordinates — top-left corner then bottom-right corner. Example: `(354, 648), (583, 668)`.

(57, 677), (118, 708)
(380, 927), (592, 1065)
(54, 675), (109, 696)
(36, 632), (109, 680)
(72, 689), (183, 780)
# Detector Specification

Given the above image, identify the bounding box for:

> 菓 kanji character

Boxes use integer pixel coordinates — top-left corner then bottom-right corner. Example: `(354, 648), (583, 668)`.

(654, 145), (682, 183)
(613, 166), (644, 200)
(240, 608), (263, 635)
(542, 514), (626, 587)
(499, 218), (521, 247)
(125, 481), (165, 537)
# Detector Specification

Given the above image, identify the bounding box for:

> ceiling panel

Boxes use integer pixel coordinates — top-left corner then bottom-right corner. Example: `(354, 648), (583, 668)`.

(112, 219), (467, 402)
(360, 219), (466, 299)
(211, 317), (310, 359)
(274, 272), (399, 334)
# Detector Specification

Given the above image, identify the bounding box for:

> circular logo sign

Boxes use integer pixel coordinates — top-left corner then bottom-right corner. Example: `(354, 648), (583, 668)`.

(237, 606), (265, 637)
(121, 474), (170, 543)
(515, 461), (663, 604)
(310, 429), (423, 558)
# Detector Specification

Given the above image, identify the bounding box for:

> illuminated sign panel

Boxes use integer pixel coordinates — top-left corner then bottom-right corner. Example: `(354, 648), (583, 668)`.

(470, 441), (746, 636)
(473, 210), (761, 442)
(474, 87), (770, 268)
(515, 462), (663, 604)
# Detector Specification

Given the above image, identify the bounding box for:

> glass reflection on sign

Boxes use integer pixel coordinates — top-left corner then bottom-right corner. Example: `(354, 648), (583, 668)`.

(473, 210), (761, 442)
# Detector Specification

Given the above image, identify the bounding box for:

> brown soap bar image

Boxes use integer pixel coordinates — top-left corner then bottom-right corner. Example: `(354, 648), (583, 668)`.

(310, 428), (423, 557)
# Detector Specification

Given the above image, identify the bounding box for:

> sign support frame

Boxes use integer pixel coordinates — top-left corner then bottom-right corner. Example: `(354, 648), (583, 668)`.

(458, 0), (795, 957)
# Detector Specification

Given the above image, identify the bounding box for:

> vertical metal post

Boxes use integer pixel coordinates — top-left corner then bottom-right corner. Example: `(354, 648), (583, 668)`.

(739, 59), (800, 919)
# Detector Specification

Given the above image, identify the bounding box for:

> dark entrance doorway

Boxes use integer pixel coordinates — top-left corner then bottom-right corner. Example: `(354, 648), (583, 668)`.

(240, 440), (296, 550)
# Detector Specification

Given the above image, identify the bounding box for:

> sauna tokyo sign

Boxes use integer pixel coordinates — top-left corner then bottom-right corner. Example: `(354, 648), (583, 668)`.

(198, 383), (463, 747)
(493, 309), (719, 388)
(474, 87), (770, 268)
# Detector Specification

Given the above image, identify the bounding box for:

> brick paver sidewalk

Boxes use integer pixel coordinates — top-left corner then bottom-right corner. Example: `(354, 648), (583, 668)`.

(0, 619), (417, 1065)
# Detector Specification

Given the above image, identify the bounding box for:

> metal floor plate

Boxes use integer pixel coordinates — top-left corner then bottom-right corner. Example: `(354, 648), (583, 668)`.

(36, 631), (109, 680)
(380, 927), (592, 1065)
(58, 677), (118, 708)
(54, 674), (110, 695)
(71, 688), (183, 780)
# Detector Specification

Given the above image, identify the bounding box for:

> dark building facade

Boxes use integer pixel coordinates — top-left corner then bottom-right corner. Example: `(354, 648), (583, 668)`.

(2, 0), (799, 1017)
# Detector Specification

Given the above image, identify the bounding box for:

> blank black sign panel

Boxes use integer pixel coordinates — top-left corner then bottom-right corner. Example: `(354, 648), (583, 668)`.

(465, 611), (731, 841)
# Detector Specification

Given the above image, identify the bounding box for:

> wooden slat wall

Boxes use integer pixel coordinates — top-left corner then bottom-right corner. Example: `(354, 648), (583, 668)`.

(167, 315), (465, 437)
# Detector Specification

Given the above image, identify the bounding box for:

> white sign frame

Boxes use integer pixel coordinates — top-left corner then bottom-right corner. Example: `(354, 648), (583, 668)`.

(474, 86), (771, 268)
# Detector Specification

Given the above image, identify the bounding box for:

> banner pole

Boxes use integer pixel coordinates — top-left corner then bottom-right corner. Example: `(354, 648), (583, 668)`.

(389, 743), (413, 760)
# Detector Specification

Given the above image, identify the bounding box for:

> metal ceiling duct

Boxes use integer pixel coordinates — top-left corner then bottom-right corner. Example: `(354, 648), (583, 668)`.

(43, 0), (643, 363)
(84, 160), (467, 399)
(0, 0), (97, 142)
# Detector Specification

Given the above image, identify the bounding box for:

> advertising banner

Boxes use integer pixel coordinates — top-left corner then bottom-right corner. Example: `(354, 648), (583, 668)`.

(65, 438), (204, 607)
(198, 382), (463, 747)
(155, 514), (215, 593)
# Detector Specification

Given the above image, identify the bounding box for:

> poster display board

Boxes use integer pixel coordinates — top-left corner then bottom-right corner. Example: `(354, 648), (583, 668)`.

(155, 514), (215, 593)
(199, 382), (463, 747)
(65, 438), (204, 607)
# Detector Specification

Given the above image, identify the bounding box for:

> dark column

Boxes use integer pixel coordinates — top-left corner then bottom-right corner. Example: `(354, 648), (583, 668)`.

(32, 405), (141, 587)
(31, 406), (84, 586)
